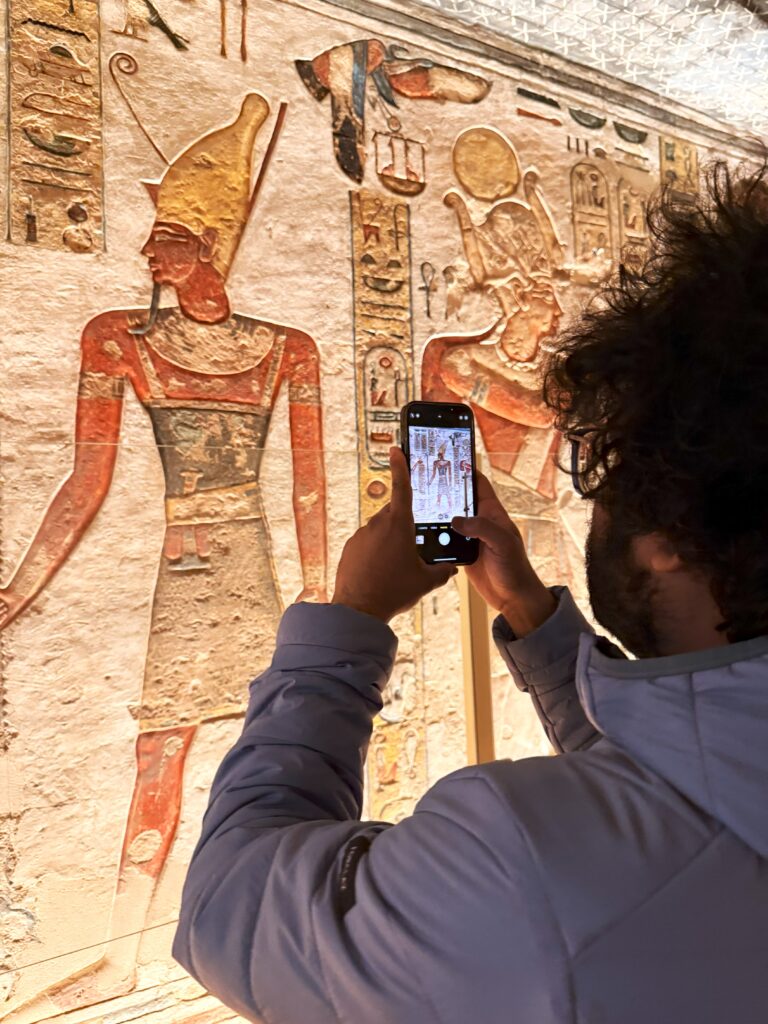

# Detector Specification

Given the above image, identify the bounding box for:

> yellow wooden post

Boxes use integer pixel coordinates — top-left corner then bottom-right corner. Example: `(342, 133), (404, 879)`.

(458, 569), (496, 765)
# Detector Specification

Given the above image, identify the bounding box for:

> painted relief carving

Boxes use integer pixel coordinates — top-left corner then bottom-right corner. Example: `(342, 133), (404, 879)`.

(419, 260), (437, 318)
(660, 134), (699, 196)
(349, 190), (427, 821)
(350, 189), (414, 516)
(0, 0), (729, 1009)
(295, 40), (490, 184)
(568, 107), (606, 130)
(423, 126), (575, 589)
(452, 126), (520, 201)
(517, 86), (559, 109)
(217, 0), (247, 60)
(613, 122), (647, 145)
(112, 0), (189, 49)
(618, 178), (650, 274)
(370, 650), (426, 820)
(571, 161), (613, 274)
(517, 106), (561, 127)
(110, 51), (170, 163)
(0, 93), (327, 1020)
(6, 0), (104, 251)
(372, 120), (426, 195)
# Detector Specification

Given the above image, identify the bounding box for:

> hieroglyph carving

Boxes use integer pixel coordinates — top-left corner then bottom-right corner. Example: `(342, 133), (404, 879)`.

(452, 125), (520, 201)
(571, 161), (613, 271)
(296, 40), (489, 186)
(659, 134), (699, 196)
(6, 0), (105, 251)
(423, 127), (575, 590)
(349, 189), (428, 821)
(618, 178), (650, 274)
(112, 0), (189, 49)
(350, 189), (414, 518)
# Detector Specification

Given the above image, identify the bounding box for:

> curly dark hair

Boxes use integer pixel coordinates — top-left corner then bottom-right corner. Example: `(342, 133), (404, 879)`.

(543, 160), (768, 643)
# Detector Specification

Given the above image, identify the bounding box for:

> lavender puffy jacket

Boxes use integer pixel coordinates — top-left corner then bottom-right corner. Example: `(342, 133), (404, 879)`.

(173, 587), (768, 1023)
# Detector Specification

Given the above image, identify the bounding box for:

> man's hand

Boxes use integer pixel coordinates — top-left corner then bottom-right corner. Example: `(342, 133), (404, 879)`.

(452, 473), (557, 636)
(332, 448), (457, 623)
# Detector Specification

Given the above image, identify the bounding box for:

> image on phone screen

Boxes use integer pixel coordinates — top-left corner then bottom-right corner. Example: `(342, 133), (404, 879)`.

(408, 425), (474, 525)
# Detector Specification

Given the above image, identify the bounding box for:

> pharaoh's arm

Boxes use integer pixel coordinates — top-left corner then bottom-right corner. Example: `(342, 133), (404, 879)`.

(0, 322), (124, 626)
(441, 344), (553, 429)
(421, 335), (462, 403)
(285, 331), (328, 601)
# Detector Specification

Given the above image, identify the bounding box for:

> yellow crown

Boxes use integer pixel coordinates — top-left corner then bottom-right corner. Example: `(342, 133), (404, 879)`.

(149, 93), (270, 278)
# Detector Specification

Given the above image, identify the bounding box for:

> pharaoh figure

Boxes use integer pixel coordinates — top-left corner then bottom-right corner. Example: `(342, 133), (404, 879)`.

(1, 93), (327, 1018)
(430, 444), (452, 507)
(422, 126), (575, 585)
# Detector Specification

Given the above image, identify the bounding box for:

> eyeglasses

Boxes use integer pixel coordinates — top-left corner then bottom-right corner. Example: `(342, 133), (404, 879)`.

(565, 429), (597, 498)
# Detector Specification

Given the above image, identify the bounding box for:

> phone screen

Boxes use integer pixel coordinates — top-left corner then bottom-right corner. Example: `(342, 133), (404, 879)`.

(401, 401), (479, 564)
(409, 424), (474, 525)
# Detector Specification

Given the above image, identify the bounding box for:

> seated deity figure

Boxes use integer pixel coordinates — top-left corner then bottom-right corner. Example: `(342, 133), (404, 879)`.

(0, 93), (327, 1019)
(422, 130), (576, 584)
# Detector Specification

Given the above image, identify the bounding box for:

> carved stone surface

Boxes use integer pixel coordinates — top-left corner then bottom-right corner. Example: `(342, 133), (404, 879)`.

(0, 0), (754, 1019)
(6, 0), (104, 251)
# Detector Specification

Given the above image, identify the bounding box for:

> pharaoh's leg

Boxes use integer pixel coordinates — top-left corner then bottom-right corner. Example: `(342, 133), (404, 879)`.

(104, 725), (198, 982)
(5, 726), (196, 1022)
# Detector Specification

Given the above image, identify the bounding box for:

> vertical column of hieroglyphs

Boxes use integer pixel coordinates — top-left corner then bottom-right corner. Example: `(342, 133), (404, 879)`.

(295, 38), (489, 819)
(350, 190), (422, 821)
(6, 0), (104, 251)
(659, 133), (699, 198)
(350, 191), (413, 520)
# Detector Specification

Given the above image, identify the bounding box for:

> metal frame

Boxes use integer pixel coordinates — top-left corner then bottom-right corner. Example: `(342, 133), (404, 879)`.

(458, 561), (496, 765)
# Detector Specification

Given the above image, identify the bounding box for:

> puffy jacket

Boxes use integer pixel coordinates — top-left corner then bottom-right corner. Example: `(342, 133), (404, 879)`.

(173, 587), (768, 1023)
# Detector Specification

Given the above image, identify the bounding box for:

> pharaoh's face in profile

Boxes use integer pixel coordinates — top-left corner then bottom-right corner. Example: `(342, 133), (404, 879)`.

(499, 279), (562, 363)
(141, 221), (217, 287)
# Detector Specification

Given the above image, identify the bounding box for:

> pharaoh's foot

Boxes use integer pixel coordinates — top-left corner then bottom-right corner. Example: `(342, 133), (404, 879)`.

(2, 955), (136, 1023)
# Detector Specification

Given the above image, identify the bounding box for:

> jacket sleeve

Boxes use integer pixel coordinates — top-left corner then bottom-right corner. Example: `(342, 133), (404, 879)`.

(172, 602), (563, 1024)
(492, 585), (601, 753)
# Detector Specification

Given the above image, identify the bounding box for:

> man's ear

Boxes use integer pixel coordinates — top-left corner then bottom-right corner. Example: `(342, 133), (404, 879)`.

(634, 532), (683, 573)
(198, 227), (219, 265)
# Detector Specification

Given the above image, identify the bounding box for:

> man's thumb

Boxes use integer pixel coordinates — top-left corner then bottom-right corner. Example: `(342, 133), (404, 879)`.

(452, 515), (473, 535)
(452, 515), (507, 553)
(425, 564), (459, 590)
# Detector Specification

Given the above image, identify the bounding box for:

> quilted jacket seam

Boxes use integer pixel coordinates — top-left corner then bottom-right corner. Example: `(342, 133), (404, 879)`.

(571, 828), (723, 961)
(477, 771), (578, 1024)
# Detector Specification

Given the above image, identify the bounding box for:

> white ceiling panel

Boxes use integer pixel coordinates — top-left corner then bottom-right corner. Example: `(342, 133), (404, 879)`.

(409, 0), (768, 139)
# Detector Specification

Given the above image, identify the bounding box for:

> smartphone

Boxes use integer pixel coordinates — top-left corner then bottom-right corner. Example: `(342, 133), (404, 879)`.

(400, 400), (479, 565)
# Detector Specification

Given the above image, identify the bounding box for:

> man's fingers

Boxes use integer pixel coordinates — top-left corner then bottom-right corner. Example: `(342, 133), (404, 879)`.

(452, 514), (511, 553)
(475, 471), (498, 504)
(389, 446), (413, 522)
(367, 502), (391, 525)
(423, 564), (458, 590)
(475, 471), (511, 525)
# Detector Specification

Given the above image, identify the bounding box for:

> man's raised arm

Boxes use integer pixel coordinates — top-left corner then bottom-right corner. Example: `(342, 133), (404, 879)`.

(451, 472), (602, 753)
(173, 450), (559, 1023)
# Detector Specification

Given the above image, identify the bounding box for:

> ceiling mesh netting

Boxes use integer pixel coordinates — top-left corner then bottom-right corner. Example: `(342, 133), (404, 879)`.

(410, 0), (768, 139)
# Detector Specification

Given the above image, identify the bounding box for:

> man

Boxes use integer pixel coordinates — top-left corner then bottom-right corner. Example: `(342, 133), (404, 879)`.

(174, 164), (768, 1022)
